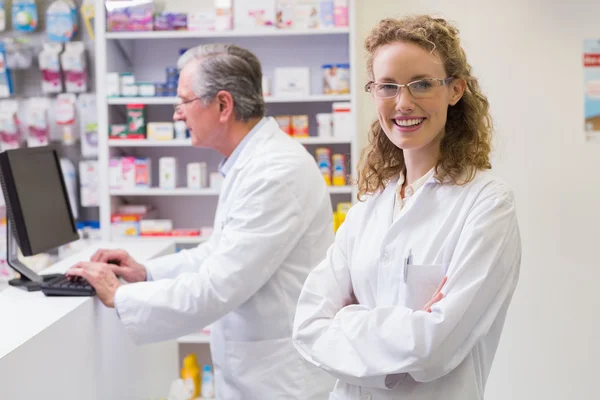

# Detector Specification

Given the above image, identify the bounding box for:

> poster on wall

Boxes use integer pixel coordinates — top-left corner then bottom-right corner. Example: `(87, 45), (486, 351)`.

(584, 39), (600, 142)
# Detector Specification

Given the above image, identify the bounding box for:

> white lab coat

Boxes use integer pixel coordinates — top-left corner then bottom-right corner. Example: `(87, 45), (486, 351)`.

(293, 171), (521, 400)
(114, 118), (336, 399)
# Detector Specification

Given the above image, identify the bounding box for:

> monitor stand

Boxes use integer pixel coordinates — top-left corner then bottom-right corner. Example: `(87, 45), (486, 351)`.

(6, 219), (63, 292)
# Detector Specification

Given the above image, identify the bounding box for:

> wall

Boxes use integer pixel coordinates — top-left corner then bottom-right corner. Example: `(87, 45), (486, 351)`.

(354, 1), (600, 399)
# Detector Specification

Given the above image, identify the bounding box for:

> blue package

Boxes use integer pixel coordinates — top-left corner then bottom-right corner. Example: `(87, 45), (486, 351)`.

(12, 0), (38, 32)
(0, 42), (14, 97)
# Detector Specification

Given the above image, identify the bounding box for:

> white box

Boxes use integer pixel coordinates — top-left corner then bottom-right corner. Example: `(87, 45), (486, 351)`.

(188, 11), (216, 31)
(234, 0), (276, 30)
(107, 73), (120, 97)
(187, 162), (207, 188)
(332, 102), (352, 138)
(147, 122), (174, 140)
(274, 67), (310, 97)
(109, 158), (122, 189)
(79, 160), (99, 206)
(159, 157), (178, 189)
(294, 0), (320, 29)
(210, 172), (224, 189)
(140, 219), (173, 234)
(215, 0), (233, 31)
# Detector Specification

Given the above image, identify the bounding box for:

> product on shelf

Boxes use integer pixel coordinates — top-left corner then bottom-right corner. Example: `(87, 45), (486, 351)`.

(332, 101), (351, 138)
(234, 1), (276, 30)
(316, 147), (332, 186)
(46, 0), (78, 43)
(26, 97), (50, 147)
(140, 219), (173, 236)
(154, 12), (187, 31)
(79, 93), (99, 157)
(159, 156), (177, 188)
(106, 0), (153, 32)
(274, 115), (291, 135)
(322, 63), (350, 94)
(293, 0), (320, 29)
(0, 42), (13, 97)
(109, 123), (127, 139)
(79, 160), (99, 207)
(215, 0), (233, 31)
(109, 156), (151, 189)
(56, 93), (77, 144)
(188, 9), (216, 31)
(333, 0), (348, 27)
(0, 100), (20, 150)
(332, 153), (346, 186)
(316, 113), (332, 137)
(181, 353), (201, 399)
(12, 0), (38, 33)
(147, 122), (174, 140)
(274, 67), (310, 97)
(39, 43), (63, 94)
(210, 172), (223, 189)
(333, 201), (351, 232)
(291, 114), (309, 137)
(126, 103), (146, 139)
(60, 42), (88, 93)
(187, 162), (208, 188)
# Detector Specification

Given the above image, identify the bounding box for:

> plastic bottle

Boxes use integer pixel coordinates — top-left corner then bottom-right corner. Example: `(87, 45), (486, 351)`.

(201, 364), (215, 398)
(180, 354), (201, 399)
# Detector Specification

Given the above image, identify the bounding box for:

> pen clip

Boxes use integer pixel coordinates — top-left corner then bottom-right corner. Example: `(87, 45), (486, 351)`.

(403, 248), (412, 283)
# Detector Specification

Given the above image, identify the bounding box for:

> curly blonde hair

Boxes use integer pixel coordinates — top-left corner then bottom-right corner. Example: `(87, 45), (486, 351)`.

(357, 15), (492, 199)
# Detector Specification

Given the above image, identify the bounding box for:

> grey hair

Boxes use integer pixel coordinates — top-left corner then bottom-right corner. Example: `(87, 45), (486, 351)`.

(177, 44), (265, 121)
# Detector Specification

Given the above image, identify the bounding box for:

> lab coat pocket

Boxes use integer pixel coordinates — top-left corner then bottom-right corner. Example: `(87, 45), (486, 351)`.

(226, 337), (304, 399)
(404, 263), (448, 311)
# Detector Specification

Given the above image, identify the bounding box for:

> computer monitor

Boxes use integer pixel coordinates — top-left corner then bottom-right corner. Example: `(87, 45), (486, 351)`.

(0, 146), (80, 291)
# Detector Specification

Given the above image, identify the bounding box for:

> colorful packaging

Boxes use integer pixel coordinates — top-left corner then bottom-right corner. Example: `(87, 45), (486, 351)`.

(332, 153), (346, 186)
(275, 0), (294, 28)
(333, 0), (348, 27)
(12, 0), (38, 32)
(110, 124), (127, 139)
(319, 0), (334, 28)
(315, 147), (332, 186)
(106, 0), (153, 32)
(56, 93), (77, 144)
(275, 115), (292, 135)
(215, 0), (233, 31)
(0, 42), (13, 97)
(294, 0), (319, 29)
(39, 43), (63, 94)
(292, 115), (309, 137)
(126, 104), (146, 139)
(154, 12), (187, 31)
(0, 100), (20, 151)
(134, 158), (151, 187)
(234, 0), (276, 30)
(46, 0), (78, 43)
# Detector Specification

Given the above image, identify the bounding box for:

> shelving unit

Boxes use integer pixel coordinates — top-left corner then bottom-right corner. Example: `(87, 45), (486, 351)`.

(94, 0), (359, 248)
(107, 94), (351, 105)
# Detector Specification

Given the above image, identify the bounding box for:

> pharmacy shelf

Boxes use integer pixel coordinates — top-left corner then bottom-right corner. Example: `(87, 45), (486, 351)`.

(329, 186), (353, 194)
(110, 187), (351, 196)
(107, 94), (351, 105)
(108, 137), (351, 147)
(177, 332), (211, 344)
(118, 235), (211, 244)
(110, 188), (221, 196)
(109, 138), (192, 147)
(105, 27), (349, 40)
(295, 137), (352, 144)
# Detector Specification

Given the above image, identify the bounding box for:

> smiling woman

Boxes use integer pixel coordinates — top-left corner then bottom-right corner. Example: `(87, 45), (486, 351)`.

(359, 16), (493, 196)
(292, 15), (521, 400)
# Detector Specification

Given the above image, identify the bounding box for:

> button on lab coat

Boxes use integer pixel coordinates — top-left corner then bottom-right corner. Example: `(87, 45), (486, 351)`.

(293, 171), (521, 400)
(114, 118), (336, 399)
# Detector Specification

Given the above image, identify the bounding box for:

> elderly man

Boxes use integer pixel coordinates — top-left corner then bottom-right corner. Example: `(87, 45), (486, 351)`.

(68, 44), (335, 399)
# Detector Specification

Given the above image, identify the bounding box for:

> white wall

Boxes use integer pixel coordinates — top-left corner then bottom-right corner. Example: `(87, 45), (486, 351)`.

(354, 1), (600, 399)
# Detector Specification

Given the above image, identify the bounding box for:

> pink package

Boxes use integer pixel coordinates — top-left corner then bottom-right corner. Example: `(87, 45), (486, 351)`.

(106, 0), (154, 32)
(333, 0), (348, 27)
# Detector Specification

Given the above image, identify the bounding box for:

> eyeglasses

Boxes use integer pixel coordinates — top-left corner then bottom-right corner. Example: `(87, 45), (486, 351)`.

(364, 77), (454, 99)
(173, 97), (200, 113)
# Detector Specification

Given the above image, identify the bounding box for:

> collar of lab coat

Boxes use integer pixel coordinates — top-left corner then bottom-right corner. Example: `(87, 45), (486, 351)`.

(377, 171), (441, 226)
(227, 117), (281, 173)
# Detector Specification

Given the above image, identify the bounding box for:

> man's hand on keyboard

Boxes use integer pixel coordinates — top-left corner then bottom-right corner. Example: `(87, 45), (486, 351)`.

(90, 249), (147, 283)
(66, 262), (121, 307)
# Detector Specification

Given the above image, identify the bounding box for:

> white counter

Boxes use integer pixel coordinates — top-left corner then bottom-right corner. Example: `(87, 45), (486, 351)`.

(0, 241), (179, 400)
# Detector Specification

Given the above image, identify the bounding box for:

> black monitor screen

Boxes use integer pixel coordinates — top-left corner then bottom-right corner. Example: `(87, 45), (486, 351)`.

(0, 146), (78, 256)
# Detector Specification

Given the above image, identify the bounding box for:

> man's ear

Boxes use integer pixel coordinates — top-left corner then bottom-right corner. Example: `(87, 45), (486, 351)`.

(216, 91), (234, 121)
